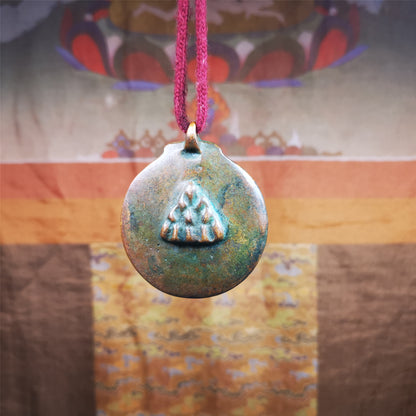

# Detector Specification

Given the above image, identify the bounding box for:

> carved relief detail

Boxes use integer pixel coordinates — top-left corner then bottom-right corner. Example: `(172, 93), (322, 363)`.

(160, 182), (227, 245)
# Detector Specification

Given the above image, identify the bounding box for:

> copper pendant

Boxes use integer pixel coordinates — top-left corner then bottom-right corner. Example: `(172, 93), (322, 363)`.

(121, 123), (268, 298)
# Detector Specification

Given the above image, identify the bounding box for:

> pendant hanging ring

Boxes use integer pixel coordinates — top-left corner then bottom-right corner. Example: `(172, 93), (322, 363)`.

(184, 122), (201, 153)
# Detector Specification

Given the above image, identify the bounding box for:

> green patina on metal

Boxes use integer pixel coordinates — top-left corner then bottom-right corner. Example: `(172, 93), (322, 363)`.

(121, 131), (268, 298)
(160, 181), (228, 245)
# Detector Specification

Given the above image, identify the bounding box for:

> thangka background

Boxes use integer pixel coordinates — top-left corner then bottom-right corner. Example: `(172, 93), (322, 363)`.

(1, 1), (416, 416)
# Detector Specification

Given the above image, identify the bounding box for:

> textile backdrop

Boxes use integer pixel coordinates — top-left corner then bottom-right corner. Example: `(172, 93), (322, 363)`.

(1, 1), (415, 416)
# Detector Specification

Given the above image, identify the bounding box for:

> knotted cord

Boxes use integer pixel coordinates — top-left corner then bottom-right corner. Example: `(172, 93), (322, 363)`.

(174, 0), (208, 134)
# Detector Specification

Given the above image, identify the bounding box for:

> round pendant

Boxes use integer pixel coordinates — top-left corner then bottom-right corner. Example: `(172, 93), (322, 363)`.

(121, 124), (268, 298)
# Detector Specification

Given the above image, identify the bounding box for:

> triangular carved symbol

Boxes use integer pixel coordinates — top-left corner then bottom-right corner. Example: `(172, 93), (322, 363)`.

(160, 182), (227, 245)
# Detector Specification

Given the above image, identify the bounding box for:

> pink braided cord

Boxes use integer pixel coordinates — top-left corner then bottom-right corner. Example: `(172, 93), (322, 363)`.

(174, 0), (208, 134)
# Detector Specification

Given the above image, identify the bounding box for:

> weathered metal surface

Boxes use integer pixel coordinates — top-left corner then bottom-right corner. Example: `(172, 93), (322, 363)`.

(160, 181), (227, 245)
(121, 132), (268, 298)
